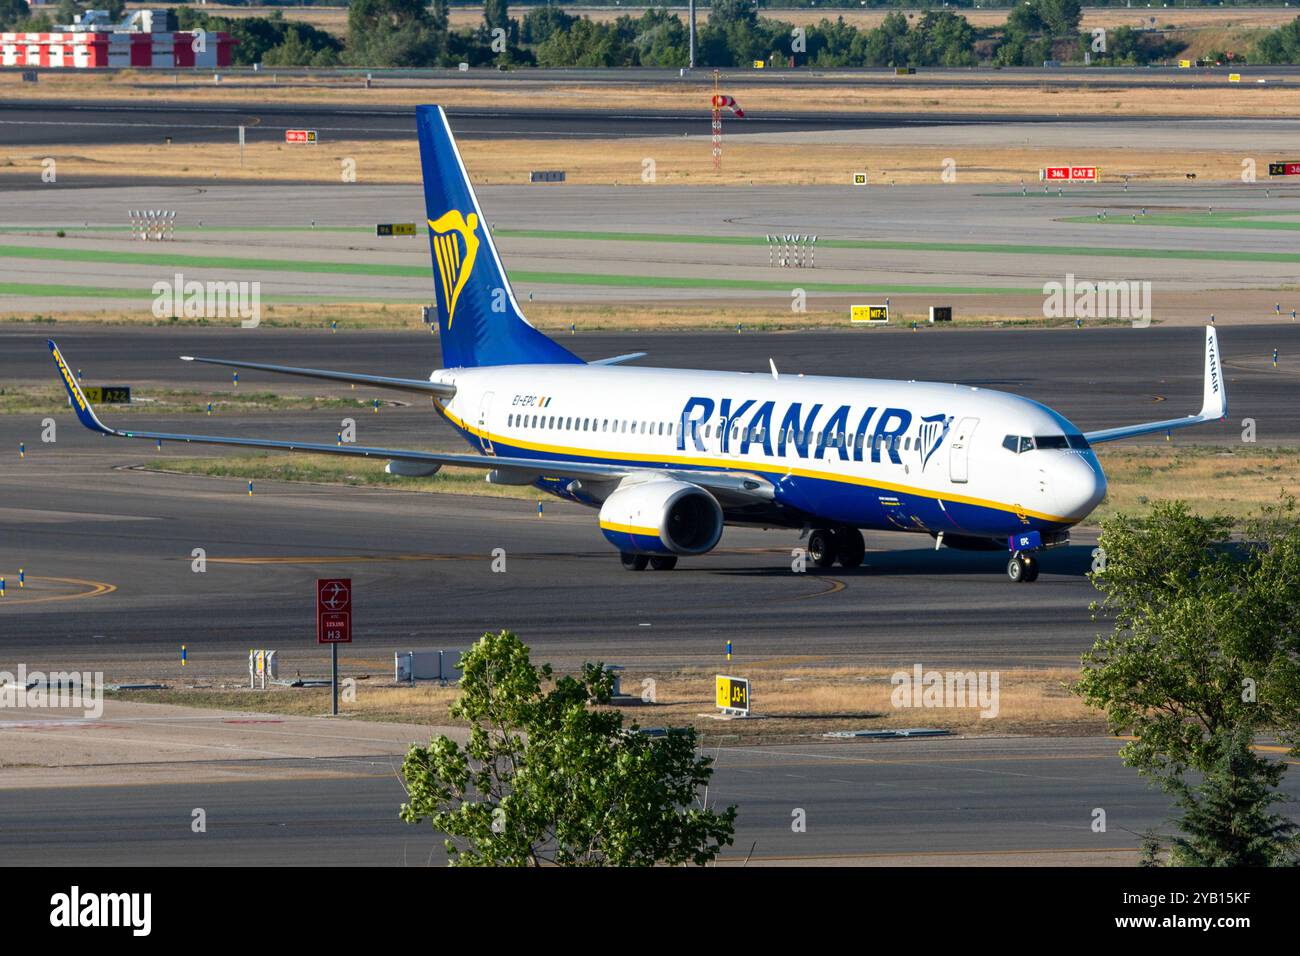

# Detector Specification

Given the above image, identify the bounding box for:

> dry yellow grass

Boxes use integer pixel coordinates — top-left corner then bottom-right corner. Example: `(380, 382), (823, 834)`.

(0, 302), (433, 330)
(147, 454), (540, 499)
(1093, 444), (1300, 521)
(1, 135), (1258, 185)
(5, 70), (1299, 117)
(116, 663), (1103, 740)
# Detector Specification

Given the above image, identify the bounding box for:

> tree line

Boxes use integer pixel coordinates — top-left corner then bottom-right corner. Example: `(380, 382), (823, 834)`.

(4, 0), (1299, 68)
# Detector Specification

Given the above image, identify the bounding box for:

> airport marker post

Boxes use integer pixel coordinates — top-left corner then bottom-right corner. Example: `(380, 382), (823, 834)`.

(317, 578), (353, 716)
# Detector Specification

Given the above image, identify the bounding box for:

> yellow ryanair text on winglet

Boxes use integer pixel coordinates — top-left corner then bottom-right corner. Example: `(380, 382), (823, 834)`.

(52, 346), (86, 413)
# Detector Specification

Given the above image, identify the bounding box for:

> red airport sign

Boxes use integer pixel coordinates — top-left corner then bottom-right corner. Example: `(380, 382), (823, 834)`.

(1042, 166), (1099, 183)
(317, 578), (352, 644)
(286, 129), (318, 145)
(1268, 162), (1300, 177)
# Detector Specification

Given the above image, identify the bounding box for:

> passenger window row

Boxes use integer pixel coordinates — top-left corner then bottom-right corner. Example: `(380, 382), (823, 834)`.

(507, 413), (674, 437)
(502, 412), (930, 456)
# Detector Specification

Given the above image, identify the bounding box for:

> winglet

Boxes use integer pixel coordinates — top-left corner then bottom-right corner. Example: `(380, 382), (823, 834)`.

(48, 340), (114, 436)
(1198, 325), (1227, 420)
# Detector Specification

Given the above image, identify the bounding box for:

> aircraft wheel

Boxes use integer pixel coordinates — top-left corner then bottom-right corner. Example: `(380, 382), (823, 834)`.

(1007, 555), (1026, 583)
(808, 528), (838, 568)
(620, 552), (649, 571)
(836, 527), (866, 568)
(649, 556), (678, 571)
(1021, 556), (1040, 582)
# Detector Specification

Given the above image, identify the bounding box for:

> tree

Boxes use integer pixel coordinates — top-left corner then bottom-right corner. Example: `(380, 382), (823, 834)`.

(1167, 725), (1298, 866)
(1256, 18), (1300, 65)
(1078, 499), (1300, 781)
(347, 0), (448, 67)
(535, 18), (635, 68)
(483, 0), (509, 36)
(630, 8), (691, 68)
(400, 631), (737, 866)
(520, 5), (576, 46)
(0, 0), (30, 31)
(1076, 499), (1300, 864)
(55, 0), (82, 27)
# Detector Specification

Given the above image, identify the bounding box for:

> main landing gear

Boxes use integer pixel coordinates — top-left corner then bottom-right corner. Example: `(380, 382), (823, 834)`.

(807, 526), (866, 569)
(1007, 552), (1040, 583)
(620, 553), (678, 571)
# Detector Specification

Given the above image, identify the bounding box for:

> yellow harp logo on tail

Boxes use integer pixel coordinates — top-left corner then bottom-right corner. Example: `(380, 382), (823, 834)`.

(428, 210), (479, 328)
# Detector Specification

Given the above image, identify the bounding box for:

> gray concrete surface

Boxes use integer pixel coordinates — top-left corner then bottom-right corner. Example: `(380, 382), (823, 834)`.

(7, 735), (1285, 866)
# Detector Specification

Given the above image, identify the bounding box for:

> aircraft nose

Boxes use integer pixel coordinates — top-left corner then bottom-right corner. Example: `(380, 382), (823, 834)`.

(1053, 453), (1107, 522)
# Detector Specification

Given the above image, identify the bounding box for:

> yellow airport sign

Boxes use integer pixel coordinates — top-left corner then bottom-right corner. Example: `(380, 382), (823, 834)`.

(752, 59), (765, 69)
(82, 386), (131, 403)
(1178, 59), (1192, 68)
(1229, 73), (1241, 83)
(851, 304), (889, 324)
(715, 675), (750, 714)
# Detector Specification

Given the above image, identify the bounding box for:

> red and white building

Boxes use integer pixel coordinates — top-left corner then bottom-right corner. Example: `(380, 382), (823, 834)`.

(1, 9), (233, 69)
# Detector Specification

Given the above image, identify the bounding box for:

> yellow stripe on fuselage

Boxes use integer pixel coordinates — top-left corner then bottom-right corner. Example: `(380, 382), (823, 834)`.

(432, 400), (1072, 525)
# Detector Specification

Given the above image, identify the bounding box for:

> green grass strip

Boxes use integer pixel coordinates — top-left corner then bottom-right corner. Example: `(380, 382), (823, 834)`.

(0, 282), (423, 303)
(491, 228), (1300, 264)
(0, 246), (1032, 294)
(1060, 212), (1300, 231)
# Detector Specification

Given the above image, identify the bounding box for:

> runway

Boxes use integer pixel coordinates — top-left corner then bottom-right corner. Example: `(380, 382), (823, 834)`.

(5, 98), (1300, 148)
(0, 100), (1121, 148)
(0, 323), (1291, 676)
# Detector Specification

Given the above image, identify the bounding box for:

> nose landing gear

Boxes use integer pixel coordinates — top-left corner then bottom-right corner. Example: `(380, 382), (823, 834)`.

(1007, 552), (1040, 583)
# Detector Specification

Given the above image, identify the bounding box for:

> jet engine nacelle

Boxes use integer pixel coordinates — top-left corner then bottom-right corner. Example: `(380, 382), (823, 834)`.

(598, 479), (723, 556)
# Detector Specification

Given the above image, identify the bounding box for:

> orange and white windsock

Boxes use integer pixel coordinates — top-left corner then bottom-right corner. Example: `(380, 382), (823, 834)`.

(711, 94), (745, 118)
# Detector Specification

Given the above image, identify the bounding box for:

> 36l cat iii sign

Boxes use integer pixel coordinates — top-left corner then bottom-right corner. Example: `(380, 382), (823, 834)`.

(1041, 166), (1099, 183)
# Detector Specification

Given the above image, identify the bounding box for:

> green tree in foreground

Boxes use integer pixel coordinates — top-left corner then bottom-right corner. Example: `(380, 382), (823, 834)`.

(1076, 498), (1300, 864)
(400, 631), (736, 866)
(1168, 725), (1298, 866)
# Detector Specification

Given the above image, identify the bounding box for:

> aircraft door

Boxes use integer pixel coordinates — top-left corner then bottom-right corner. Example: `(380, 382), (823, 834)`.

(949, 416), (978, 483)
(477, 391), (495, 454)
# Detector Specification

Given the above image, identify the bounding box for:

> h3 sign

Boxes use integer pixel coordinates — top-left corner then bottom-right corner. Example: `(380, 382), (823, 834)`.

(317, 578), (352, 644)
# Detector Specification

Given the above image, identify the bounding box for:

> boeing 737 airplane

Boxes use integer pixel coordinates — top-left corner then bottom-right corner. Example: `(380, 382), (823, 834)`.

(49, 105), (1228, 583)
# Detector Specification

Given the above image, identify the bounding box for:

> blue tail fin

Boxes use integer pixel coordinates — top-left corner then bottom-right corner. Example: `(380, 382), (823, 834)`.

(416, 105), (581, 368)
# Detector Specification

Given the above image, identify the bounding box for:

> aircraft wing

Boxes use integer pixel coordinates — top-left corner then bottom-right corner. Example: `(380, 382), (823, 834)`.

(588, 352), (647, 366)
(1083, 326), (1227, 444)
(178, 354), (456, 399)
(49, 341), (773, 500)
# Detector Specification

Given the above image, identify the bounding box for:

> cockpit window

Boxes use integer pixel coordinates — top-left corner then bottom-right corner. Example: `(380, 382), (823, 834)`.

(1034, 435), (1070, 450)
(1066, 433), (1090, 450)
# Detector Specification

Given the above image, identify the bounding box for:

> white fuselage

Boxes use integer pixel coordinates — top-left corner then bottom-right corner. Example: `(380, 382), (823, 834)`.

(432, 363), (1107, 539)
